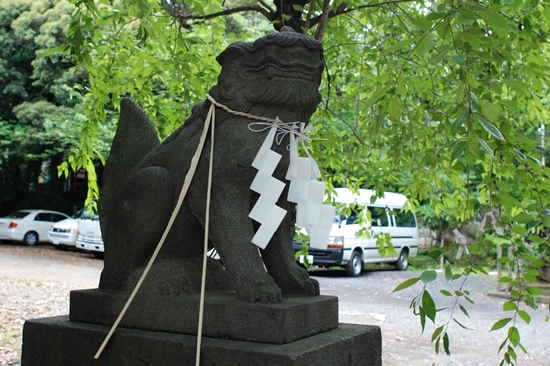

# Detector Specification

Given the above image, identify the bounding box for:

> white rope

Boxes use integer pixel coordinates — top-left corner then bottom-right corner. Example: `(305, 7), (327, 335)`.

(94, 103), (216, 360)
(196, 104), (215, 366)
(206, 94), (307, 139)
(94, 95), (315, 360)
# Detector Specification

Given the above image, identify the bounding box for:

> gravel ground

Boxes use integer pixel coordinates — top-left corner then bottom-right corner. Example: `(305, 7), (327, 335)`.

(0, 243), (102, 365)
(0, 243), (548, 366)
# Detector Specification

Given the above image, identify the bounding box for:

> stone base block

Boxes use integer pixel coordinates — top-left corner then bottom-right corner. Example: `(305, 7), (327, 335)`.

(70, 289), (338, 344)
(22, 316), (381, 366)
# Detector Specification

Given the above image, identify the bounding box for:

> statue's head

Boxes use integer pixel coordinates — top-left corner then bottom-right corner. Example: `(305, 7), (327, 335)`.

(209, 27), (324, 122)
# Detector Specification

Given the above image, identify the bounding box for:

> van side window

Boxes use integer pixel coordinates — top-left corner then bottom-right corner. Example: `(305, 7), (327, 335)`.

(368, 207), (388, 227)
(346, 206), (362, 225)
(394, 210), (416, 227)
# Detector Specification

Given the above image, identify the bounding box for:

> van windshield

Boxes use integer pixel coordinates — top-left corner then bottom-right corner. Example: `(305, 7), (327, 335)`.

(80, 210), (99, 220)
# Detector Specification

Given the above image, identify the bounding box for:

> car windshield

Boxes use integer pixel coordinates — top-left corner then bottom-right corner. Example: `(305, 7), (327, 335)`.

(5, 211), (31, 219)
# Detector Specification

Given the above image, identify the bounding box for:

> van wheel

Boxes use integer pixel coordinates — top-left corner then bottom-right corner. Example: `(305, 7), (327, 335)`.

(346, 251), (363, 277)
(395, 249), (409, 270)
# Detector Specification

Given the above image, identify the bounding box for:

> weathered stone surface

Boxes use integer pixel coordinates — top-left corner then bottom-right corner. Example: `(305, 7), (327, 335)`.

(22, 316), (381, 366)
(98, 28), (325, 303)
(70, 289), (338, 344)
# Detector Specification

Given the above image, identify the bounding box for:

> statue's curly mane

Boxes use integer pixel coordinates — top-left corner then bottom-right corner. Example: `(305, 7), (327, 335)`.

(208, 28), (324, 122)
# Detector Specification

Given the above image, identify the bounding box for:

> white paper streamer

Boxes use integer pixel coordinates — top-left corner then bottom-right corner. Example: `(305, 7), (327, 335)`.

(248, 115), (334, 251)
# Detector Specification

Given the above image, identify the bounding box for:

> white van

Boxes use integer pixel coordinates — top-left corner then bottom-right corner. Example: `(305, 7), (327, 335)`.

(295, 188), (419, 276)
(75, 211), (104, 259)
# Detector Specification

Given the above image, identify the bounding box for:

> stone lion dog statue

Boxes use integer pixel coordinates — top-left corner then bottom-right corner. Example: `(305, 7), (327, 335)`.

(98, 27), (324, 303)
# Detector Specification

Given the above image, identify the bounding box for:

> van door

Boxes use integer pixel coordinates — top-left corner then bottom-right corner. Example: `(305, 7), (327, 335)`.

(341, 204), (363, 253)
(364, 206), (391, 261)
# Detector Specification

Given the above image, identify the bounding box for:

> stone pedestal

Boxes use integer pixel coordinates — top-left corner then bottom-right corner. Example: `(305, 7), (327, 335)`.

(69, 289), (339, 344)
(22, 316), (381, 366)
(22, 290), (382, 365)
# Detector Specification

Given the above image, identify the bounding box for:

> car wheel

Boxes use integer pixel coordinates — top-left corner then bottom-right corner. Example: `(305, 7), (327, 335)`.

(395, 249), (409, 270)
(23, 231), (39, 246)
(345, 251), (363, 277)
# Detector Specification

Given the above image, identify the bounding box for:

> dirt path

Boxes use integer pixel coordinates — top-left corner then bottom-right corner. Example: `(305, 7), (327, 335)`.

(1, 243), (548, 365)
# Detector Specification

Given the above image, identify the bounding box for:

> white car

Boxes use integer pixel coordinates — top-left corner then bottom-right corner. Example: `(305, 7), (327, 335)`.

(0, 209), (70, 245)
(48, 217), (78, 248)
(48, 208), (87, 249)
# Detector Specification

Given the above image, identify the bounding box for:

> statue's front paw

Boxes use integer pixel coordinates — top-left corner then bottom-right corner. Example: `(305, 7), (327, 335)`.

(274, 265), (320, 296)
(236, 275), (282, 303)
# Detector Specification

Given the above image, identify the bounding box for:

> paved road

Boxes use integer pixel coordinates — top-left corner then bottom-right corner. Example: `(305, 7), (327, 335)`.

(1, 244), (548, 365)
(312, 268), (549, 365)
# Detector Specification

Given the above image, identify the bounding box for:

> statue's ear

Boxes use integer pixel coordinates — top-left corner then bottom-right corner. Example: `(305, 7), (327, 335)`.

(216, 42), (251, 67)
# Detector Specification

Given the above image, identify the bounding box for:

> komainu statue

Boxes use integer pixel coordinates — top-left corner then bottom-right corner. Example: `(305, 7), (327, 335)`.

(98, 27), (324, 303)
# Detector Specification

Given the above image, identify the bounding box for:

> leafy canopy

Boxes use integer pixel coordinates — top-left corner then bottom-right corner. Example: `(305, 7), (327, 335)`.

(53, 1), (550, 363)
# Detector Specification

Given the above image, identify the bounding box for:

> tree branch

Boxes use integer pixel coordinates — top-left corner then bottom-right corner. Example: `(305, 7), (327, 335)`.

(181, 5), (275, 23)
(309, 0), (417, 28)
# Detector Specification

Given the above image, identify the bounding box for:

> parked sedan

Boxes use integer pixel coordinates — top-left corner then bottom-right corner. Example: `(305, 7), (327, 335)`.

(0, 209), (69, 245)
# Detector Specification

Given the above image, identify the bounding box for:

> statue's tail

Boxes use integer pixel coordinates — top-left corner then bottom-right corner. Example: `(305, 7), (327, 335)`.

(99, 98), (160, 235)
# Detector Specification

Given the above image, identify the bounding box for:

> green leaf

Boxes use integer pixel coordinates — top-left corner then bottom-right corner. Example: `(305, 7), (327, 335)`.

(499, 276), (513, 283)
(508, 326), (520, 346)
(514, 212), (533, 224)
(414, 17), (433, 32)
(477, 116), (505, 141)
(459, 304), (470, 318)
(419, 306), (426, 332)
(502, 301), (517, 311)
(477, 137), (494, 158)
(517, 310), (531, 324)
(364, 86), (391, 109)
(430, 44), (451, 65)
(443, 332), (450, 355)
(526, 286), (542, 296)
(416, 36), (434, 56)
(456, 31), (480, 49)
(408, 255), (437, 266)
(387, 39), (414, 53)
(445, 264), (453, 282)
(478, 10), (510, 29)
(392, 277), (420, 293)
(440, 289), (452, 296)
(387, 97), (402, 122)
(453, 318), (472, 330)
(479, 100), (502, 122)
(431, 325), (444, 342)
(422, 290), (437, 323)
(420, 270), (437, 283)
(496, 257), (512, 264)
(490, 318), (512, 331)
